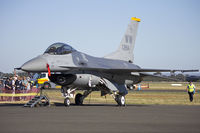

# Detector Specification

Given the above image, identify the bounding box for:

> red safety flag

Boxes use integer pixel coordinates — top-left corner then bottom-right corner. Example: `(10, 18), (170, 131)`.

(46, 64), (51, 77)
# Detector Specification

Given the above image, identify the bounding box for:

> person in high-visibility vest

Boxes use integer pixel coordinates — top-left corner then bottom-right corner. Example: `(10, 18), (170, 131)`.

(186, 82), (196, 102)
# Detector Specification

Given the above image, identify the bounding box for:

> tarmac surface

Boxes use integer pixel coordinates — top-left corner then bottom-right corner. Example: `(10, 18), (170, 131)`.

(0, 104), (200, 133)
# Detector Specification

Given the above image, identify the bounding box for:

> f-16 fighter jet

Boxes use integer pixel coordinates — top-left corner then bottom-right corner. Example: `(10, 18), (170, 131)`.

(20, 17), (198, 106)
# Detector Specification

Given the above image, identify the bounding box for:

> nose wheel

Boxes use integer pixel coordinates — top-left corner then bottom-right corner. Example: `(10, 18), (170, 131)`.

(64, 98), (70, 107)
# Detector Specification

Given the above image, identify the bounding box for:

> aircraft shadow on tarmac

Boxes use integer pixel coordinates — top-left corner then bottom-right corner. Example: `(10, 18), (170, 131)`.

(0, 102), (150, 107)
(53, 102), (149, 107)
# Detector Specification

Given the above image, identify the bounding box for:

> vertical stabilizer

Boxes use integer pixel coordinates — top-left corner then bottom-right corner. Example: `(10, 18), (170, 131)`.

(104, 17), (140, 63)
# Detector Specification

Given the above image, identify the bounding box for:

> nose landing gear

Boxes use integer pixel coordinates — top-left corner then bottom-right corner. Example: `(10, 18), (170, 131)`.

(62, 87), (76, 107)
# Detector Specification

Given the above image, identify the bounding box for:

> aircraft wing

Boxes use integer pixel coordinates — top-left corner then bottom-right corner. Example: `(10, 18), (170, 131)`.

(59, 66), (199, 74)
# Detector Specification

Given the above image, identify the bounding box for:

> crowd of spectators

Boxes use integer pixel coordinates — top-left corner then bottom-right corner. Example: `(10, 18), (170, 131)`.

(1, 76), (32, 91)
(0, 75), (38, 101)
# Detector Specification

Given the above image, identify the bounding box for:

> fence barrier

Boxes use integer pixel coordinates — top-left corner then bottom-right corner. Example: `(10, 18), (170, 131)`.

(0, 87), (40, 101)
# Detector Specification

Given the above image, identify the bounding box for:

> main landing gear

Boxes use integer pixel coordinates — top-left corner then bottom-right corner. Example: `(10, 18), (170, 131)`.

(115, 95), (126, 106)
(102, 91), (126, 106)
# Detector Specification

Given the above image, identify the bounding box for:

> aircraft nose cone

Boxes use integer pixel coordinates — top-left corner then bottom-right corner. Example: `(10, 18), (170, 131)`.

(21, 56), (47, 72)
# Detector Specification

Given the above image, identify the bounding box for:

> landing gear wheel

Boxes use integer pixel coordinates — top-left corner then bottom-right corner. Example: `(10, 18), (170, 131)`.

(75, 93), (83, 105)
(116, 95), (126, 106)
(64, 98), (70, 107)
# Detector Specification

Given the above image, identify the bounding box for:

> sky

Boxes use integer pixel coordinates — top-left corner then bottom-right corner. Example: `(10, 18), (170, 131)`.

(0, 0), (200, 74)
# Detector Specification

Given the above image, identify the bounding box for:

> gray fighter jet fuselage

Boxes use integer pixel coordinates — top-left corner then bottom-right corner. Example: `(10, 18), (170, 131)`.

(22, 43), (143, 85)
(20, 17), (198, 106)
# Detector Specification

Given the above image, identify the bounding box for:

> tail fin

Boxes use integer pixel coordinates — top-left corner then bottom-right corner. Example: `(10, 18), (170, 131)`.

(104, 17), (140, 63)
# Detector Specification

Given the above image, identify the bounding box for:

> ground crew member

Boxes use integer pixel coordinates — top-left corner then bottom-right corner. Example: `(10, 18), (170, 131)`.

(186, 82), (196, 102)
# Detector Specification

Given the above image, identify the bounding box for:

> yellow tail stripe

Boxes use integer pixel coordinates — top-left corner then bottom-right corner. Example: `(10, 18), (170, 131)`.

(131, 17), (141, 22)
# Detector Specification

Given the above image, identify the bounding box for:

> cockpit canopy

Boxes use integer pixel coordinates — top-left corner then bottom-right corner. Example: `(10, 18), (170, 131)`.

(44, 42), (76, 55)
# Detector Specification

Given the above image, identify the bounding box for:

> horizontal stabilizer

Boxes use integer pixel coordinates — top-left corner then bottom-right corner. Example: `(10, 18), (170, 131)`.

(140, 73), (180, 81)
